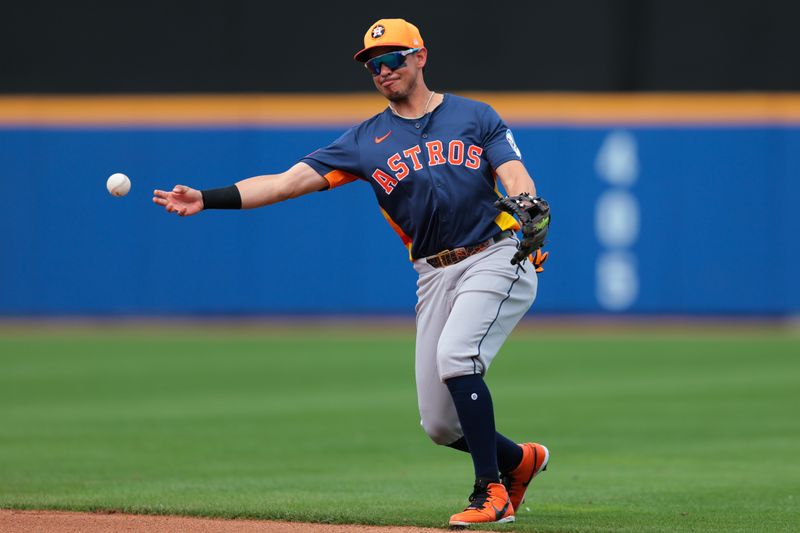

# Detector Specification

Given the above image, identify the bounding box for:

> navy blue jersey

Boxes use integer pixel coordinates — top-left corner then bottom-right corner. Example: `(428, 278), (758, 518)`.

(301, 94), (523, 260)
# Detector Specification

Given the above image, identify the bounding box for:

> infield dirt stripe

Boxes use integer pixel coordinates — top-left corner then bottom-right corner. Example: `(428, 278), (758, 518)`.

(0, 510), (447, 533)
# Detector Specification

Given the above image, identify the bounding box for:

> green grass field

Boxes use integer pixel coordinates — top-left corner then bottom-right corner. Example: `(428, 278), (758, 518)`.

(1, 323), (798, 532)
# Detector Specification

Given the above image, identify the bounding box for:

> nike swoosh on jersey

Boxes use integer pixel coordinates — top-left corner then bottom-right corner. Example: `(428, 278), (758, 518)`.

(374, 131), (392, 143)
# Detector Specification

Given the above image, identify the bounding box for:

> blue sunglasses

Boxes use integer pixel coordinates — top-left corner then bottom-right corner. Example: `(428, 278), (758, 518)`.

(364, 48), (421, 75)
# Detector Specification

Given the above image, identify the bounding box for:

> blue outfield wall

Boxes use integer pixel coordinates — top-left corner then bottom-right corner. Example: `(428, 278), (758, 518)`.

(0, 126), (798, 316)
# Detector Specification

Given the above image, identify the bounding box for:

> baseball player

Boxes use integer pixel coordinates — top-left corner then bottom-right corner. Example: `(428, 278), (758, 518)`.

(153, 18), (551, 526)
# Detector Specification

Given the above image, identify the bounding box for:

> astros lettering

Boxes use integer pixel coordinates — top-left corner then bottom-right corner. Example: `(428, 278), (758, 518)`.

(371, 140), (484, 194)
(301, 93), (521, 261)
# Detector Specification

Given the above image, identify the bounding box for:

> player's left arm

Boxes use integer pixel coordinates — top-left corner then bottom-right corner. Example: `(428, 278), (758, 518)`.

(494, 160), (550, 269)
(495, 160), (537, 197)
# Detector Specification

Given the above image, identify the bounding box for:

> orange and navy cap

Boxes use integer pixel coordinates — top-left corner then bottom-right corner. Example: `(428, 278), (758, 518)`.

(354, 18), (424, 62)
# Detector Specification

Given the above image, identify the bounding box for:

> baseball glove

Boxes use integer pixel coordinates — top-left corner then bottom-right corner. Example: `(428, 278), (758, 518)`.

(493, 193), (551, 268)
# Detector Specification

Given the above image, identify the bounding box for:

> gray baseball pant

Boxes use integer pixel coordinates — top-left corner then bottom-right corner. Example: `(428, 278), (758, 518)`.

(412, 237), (538, 445)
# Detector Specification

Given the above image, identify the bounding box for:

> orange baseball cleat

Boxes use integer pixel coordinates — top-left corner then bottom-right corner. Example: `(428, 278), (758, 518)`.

(448, 480), (515, 526)
(500, 442), (550, 512)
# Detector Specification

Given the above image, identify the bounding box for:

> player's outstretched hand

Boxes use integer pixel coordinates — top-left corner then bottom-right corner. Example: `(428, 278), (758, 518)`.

(152, 185), (203, 216)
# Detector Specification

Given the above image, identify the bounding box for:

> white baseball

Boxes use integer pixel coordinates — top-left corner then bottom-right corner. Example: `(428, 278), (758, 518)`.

(107, 173), (131, 197)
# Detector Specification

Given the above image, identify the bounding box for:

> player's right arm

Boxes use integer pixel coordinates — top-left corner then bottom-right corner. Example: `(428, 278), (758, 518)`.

(152, 162), (327, 216)
(236, 162), (328, 208)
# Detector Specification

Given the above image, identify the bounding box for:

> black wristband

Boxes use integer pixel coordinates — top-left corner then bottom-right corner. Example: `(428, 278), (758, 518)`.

(201, 185), (242, 210)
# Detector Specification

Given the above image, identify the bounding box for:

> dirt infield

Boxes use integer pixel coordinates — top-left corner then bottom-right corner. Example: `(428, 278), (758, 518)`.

(0, 510), (447, 533)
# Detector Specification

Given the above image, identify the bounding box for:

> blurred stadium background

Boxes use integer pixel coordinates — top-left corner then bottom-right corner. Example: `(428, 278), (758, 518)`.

(1, 2), (799, 531)
(1, 0), (798, 319)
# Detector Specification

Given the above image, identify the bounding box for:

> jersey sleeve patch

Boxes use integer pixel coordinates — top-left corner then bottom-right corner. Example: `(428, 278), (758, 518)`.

(506, 129), (522, 158)
(482, 106), (523, 168)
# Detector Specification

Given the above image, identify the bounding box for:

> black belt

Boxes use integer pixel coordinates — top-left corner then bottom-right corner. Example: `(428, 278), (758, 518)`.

(425, 230), (514, 268)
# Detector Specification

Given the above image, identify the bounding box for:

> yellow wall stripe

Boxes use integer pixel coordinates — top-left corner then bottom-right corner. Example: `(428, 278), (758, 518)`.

(1, 93), (799, 126)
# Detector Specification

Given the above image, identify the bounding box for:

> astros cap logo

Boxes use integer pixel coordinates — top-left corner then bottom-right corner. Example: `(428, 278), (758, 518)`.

(354, 18), (425, 62)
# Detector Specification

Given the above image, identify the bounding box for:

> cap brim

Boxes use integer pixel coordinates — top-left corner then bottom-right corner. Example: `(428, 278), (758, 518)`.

(354, 43), (413, 62)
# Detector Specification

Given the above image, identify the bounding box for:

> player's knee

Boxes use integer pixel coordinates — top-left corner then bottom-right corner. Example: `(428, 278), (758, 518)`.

(436, 337), (460, 362)
(436, 333), (488, 373)
(420, 419), (461, 445)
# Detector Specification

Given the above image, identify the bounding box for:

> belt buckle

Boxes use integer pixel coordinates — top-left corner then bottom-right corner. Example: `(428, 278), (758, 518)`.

(432, 247), (468, 267)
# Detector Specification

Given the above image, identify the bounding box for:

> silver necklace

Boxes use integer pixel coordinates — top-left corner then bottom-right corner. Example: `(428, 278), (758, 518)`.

(388, 91), (436, 120)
